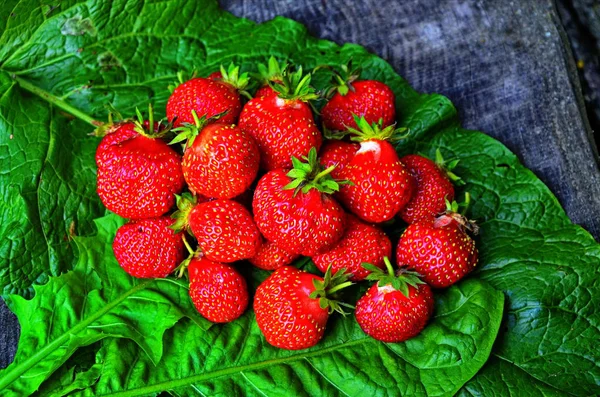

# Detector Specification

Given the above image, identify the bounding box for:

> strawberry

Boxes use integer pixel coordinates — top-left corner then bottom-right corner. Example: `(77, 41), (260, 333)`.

(253, 148), (347, 256)
(399, 150), (462, 224)
(113, 216), (185, 278)
(254, 56), (284, 98)
(188, 257), (248, 323)
(171, 113), (260, 199)
(172, 195), (261, 263)
(167, 64), (249, 127)
(96, 108), (185, 219)
(355, 258), (434, 342)
(336, 116), (414, 223)
(312, 214), (391, 281)
(321, 63), (396, 131)
(396, 200), (478, 288)
(249, 238), (299, 271)
(318, 139), (360, 180)
(238, 65), (322, 170)
(254, 265), (352, 350)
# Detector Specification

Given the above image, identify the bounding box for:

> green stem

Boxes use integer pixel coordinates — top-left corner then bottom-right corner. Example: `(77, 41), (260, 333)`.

(311, 164), (336, 185)
(181, 234), (195, 256)
(327, 281), (353, 295)
(383, 257), (394, 277)
(13, 76), (102, 127)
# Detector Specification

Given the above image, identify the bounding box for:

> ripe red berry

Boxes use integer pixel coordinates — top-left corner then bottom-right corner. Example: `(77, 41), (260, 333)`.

(188, 258), (248, 323)
(113, 217), (185, 278)
(249, 239), (299, 271)
(319, 139), (360, 180)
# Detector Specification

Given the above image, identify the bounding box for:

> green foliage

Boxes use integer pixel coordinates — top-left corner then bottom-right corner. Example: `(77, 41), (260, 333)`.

(0, 0), (598, 395)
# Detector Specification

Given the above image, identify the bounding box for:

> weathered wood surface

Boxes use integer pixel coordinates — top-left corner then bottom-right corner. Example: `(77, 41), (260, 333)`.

(2, 0), (600, 370)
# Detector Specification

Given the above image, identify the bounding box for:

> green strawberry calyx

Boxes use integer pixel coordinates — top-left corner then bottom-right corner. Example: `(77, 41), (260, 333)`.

(309, 266), (355, 315)
(363, 257), (425, 298)
(169, 109), (228, 150)
(170, 192), (198, 233)
(319, 60), (362, 99)
(254, 56), (285, 88)
(346, 115), (408, 142)
(434, 148), (464, 186)
(437, 194), (479, 234)
(216, 63), (252, 100)
(283, 147), (351, 195)
(269, 64), (320, 103)
(174, 233), (202, 279)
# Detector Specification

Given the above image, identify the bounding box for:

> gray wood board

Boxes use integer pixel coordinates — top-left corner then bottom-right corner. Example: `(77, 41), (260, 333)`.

(1, 0), (599, 374)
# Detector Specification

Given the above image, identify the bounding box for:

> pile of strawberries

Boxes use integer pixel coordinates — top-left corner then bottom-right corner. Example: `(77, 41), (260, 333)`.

(95, 58), (478, 350)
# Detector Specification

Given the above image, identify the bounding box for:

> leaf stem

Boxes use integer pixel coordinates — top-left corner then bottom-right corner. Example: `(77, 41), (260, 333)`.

(13, 76), (102, 127)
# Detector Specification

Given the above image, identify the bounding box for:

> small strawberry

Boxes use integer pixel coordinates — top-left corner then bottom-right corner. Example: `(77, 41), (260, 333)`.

(167, 63), (250, 127)
(172, 195), (261, 263)
(254, 265), (353, 350)
(253, 148), (347, 256)
(249, 238), (299, 271)
(188, 257), (248, 323)
(355, 258), (434, 342)
(171, 112), (260, 199)
(96, 106), (185, 219)
(396, 199), (478, 288)
(318, 139), (360, 180)
(336, 116), (414, 223)
(312, 214), (391, 281)
(399, 149), (463, 224)
(321, 63), (396, 131)
(254, 56), (284, 98)
(113, 216), (185, 278)
(239, 65), (322, 170)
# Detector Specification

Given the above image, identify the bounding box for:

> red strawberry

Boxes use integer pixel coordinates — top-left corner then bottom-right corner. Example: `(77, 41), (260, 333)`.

(96, 110), (185, 219)
(321, 63), (396, 131)
(239, 65), (322, 170)
(253, 148), (347, 256)
(249, 239), (299, 271)
(396, 203), (478, 288)
(173, 195), (261, 263)
(254, 265), (352, 350)
(188, 258), (248, 323)
(399, 150), (462, 224)
(254, 56), (284, 98)
(355, 259), (434, 342)
(336, 117), (414, 223)
(313, 214), (391, 281)
(171, 114), (260, 199)
(113, 216), (185, 278)
(318, 139), (360, 180)
(167, 64), (249, 127)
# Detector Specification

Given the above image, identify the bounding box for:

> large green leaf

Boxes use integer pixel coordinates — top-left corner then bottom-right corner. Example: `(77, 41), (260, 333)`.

(0, 215), (209, 396)
(0, 0), (599, 395)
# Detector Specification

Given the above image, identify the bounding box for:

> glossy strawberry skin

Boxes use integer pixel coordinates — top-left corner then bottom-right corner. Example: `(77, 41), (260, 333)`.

(96, 123), (185, 219)
(313, 214), (391, 281)
(253, 169), (346, 256)
(337, 139), (414, 223)
(238, 95), (322, 170)
(321, 80), (396, 131)
(113, 217), (185, 278)
(355, 282), (433, 342)
(182, 123), (260, 199)
(188, 258), (248, 323)
(399, 154), (454, 224)
(189, 199), (261, 263)
(249, 239), (299, 271)
(396, 215), (478, 288)
(167, 77), (240, 127)
(254, 266), (329, 350)
(318, 140), (360, 180)
(254, 84), (277, 98)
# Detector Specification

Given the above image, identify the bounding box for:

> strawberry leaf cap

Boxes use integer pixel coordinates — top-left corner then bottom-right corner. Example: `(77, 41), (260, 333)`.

(255, 56), (285, 86)
(438, 194), (480, 234)
(346, 115), (408, 142)
(270, 64), (319, 103)
(283, 147), (351, 195)
(170, 192), (198, 233)
(132, 103), (173, 139)
(363, 257), (425, 297)
(169, 109), (228, 150)
(309, 265), (355, 315)
(320, 60), (362, 98)
(435, 149), (464, 186)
